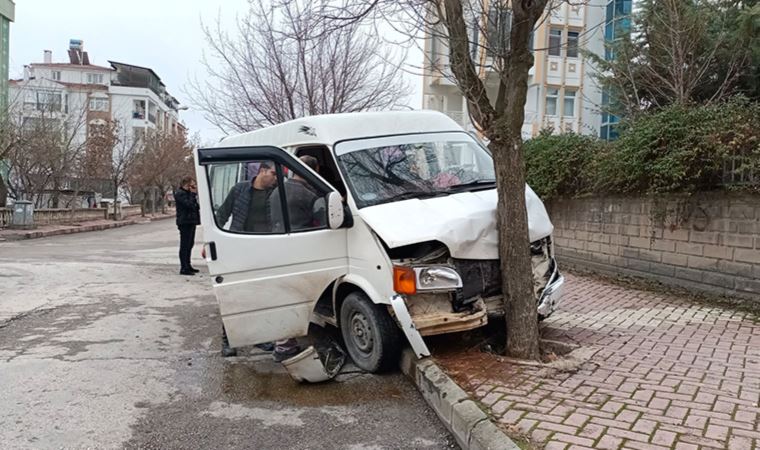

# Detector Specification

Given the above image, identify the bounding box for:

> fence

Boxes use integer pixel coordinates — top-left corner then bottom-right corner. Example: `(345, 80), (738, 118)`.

(0, 208), (9, 228)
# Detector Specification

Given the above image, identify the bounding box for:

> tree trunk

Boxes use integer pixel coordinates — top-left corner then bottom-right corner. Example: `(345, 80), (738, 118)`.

(491, 25), (541, 361)
(0, 174), (7, 207)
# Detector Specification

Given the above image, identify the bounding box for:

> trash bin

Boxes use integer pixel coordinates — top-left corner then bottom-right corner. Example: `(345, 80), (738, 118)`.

(11, 200), (34, 229)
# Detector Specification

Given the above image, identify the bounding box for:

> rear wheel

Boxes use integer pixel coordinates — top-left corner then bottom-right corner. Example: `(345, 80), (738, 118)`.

(339, 291), (401, 373)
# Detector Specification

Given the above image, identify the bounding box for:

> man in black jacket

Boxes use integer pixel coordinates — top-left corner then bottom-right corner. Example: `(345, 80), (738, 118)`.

(175, 176), (201, 276)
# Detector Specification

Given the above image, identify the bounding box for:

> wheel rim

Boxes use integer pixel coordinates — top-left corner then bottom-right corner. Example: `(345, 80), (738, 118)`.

(350, 311), (374, 354)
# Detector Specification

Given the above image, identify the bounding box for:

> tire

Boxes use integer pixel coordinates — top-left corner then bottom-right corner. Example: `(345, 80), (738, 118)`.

(339, 291), (401, 373)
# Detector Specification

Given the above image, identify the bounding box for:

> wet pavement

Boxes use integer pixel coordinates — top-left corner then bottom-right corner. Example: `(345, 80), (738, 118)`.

(0, 220), (456, 449)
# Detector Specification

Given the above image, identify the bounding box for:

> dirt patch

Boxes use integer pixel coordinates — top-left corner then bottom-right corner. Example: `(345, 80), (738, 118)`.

(428, 321), (591, 390)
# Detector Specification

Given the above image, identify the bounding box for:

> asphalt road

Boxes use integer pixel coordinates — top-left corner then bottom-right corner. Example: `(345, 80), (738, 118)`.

(0, 219), (456, 449)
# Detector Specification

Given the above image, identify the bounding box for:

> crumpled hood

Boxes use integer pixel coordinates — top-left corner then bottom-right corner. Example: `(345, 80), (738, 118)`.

(358, 186), (553, 260)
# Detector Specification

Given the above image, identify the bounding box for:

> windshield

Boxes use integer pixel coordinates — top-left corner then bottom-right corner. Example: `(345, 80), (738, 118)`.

(335, 132), (495, 208)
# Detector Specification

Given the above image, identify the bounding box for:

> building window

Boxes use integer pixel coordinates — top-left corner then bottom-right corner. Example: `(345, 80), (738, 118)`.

(487, 6), (512, 57)
(148, 101), (157, 124)
(563, 89), (576, 117)
(52, 71), (61, 81)
(604, 0), (633, 61)
(133, 100), (146, 119)
(546, 88), (559, 116)
(86, 73), (104, 84)
(548, 28), (562, 57)
(89, 98), (109, 112)
(35, 90), (63, 112)
(567, 31), (579, 58)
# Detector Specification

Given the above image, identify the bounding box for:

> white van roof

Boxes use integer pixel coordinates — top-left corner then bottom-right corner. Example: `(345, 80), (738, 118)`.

(214, 110), (464, 149)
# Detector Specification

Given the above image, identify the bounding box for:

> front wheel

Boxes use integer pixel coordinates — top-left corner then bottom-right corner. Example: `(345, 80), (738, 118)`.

(339, 292), (401, 373)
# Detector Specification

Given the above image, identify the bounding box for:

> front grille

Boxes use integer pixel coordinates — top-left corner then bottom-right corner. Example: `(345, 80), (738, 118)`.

(452, 259), (502, 301)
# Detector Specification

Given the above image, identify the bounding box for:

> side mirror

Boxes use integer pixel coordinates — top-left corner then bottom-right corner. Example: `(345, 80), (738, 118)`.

(326, 191), (344, 230)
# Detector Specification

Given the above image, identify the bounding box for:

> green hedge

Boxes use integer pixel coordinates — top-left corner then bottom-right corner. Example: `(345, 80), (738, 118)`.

(525, 97), (760, 200)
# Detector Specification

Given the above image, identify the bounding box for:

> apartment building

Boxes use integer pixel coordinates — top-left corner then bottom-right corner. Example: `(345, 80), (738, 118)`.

(600, 0), (633, 140)
(422, 0), (606, 139)
(7, 40), (185, 205)
(0, 0), (13, 109)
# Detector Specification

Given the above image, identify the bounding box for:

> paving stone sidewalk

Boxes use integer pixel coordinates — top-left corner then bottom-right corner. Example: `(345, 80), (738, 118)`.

(436, 273), (760, 450)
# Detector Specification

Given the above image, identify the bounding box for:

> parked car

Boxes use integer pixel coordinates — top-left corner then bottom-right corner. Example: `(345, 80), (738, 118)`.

(194, 111), (565, 373)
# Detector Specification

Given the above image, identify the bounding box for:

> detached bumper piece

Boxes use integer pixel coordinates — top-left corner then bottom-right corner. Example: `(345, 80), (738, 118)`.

(536, 263), (565, 318)
(282, 343), (346, 383)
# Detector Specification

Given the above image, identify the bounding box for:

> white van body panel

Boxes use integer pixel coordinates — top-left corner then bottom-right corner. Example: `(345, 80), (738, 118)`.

(341, 218), (396, 304)
(358, 186), (553, 260)
(217, 110), (462, 150)
(194, 148), (349, 348)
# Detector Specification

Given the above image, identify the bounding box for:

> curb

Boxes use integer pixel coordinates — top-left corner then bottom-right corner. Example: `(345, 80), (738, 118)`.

(400, 348), (520, 450)
(0, 215), (174, 241)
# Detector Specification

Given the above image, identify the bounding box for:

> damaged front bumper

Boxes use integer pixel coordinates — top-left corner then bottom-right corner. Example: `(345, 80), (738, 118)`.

(536, 261), (565, 318)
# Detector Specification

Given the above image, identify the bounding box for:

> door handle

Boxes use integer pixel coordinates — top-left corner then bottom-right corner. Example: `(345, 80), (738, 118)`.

(208, 242), (217, 261)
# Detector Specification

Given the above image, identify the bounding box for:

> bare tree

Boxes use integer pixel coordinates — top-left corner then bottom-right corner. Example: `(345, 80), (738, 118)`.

(5, 101), (89, 209)
(129, 128), (194, 214)
(87, 120), (143, 201)
(287, 0), (570, 360)
(0, 110), (20, 206)
(187, 0), (411, 134)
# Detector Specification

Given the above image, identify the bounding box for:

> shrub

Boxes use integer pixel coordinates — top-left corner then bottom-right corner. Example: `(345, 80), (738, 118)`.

(524, 130), (605, 199)
(597, 98), (760, 194)
(524, 97), (760, 198)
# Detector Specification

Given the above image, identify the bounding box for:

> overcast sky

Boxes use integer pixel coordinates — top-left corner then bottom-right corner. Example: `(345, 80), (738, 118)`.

(9, 0), (423, 144)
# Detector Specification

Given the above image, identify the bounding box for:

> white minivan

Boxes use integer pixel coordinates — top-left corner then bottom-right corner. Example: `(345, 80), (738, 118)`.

(194, 111), (565, 373)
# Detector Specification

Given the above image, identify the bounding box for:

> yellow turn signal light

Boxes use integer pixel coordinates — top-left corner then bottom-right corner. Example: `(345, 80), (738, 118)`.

(393, 266), (417, 295)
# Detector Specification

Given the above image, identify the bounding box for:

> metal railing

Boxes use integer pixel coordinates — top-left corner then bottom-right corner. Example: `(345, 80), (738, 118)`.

(723, 154), (757, 186)
(0, 208), (9, 228)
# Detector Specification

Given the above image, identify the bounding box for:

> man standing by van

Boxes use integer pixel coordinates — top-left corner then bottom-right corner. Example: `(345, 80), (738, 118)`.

(174, 176), (200, 276)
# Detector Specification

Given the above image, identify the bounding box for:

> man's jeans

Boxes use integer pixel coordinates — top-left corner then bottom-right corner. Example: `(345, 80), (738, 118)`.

(178, 224), (196, 270)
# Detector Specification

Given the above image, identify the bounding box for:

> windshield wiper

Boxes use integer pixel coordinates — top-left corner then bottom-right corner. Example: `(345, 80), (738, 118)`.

(385, 190), (450, 202)
(446, 179), (497, 191)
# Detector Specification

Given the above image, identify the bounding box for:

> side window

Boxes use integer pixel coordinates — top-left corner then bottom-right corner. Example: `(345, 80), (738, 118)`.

(207, 160), (284, 234)
(206, 158), (330, 234)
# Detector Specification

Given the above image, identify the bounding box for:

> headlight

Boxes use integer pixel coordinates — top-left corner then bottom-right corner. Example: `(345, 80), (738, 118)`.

(393, 265), (463, 295)
(414, 266), (463, 291)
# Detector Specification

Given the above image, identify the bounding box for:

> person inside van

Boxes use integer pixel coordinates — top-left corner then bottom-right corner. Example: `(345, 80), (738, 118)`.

(215, 162), (278, 233)
(269, 155), (322, 231)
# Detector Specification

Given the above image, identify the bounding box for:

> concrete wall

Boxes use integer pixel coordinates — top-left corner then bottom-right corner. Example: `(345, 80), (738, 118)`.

(548, 193), (760, 301)
(0, 207), (107, 228)
(122, 205), (142, 218)
(33, 208), (108, 225)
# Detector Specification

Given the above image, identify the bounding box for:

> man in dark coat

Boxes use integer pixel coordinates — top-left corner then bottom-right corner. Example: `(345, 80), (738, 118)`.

(215, 162), (278, 232)
(174, 176), (201, 276)
(269, 155), (323, 232)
